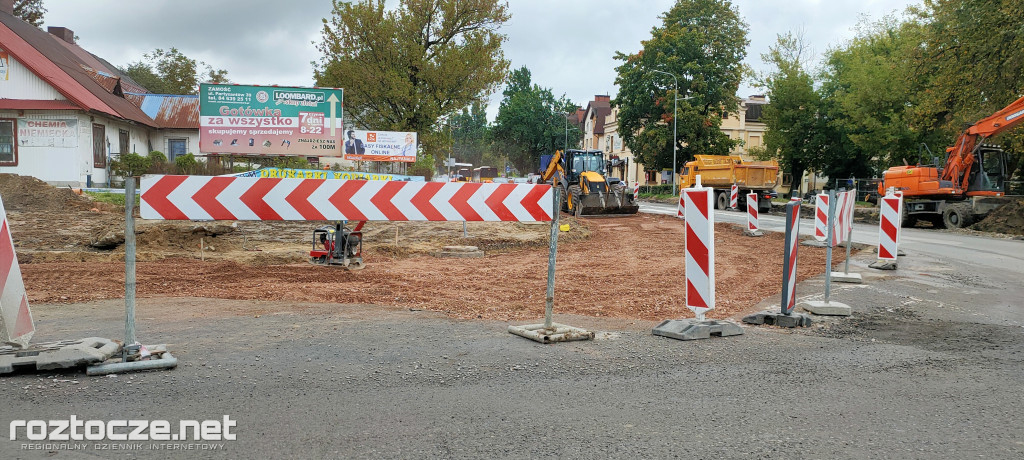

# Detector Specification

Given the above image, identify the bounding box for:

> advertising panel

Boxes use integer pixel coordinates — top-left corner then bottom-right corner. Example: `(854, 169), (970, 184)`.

(199, 84), (344, 156)
(343, 130), (417, 163)
(17, 118), (77, 147)
(231, 167), (424, 182)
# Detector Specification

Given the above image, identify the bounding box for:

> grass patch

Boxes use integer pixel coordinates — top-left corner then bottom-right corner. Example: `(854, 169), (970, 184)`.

(85, 191), (139, 208)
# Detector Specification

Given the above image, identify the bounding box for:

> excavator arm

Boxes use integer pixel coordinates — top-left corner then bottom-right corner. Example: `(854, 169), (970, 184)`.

(943, 95), (1024, 192)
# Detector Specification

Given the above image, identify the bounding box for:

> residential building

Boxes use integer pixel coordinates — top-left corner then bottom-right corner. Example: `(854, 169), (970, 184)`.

(0, 3), (199, 187)
(720, 95), (767, 159)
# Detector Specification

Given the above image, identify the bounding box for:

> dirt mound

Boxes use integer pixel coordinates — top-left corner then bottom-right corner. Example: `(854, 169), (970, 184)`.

(972, 199), (1024, 235)
(0, 174), (99, 212)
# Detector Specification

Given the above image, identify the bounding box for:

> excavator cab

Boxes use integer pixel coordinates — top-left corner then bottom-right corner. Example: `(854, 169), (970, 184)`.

(965, 145), (1007, 194)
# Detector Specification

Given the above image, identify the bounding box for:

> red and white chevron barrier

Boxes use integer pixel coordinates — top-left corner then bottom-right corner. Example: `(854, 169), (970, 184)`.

(0, 195), (34, 347)
(141, 175), (554, 222)
(683, 182), (715, 319)
(814, 193), (829, 241)
(832, 191), (850, 247)
(781, 199), (802, 314)
(877, 193), (903, 260)
(746, 192), (759, 233)
(729, 184), (738, 209)
(633, 182), (639, 199)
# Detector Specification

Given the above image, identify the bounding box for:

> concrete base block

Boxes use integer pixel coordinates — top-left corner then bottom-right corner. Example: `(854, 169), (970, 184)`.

(869, 260), (898, 270)
(433, 245), (484, 258)
(652, 319), (744, 341)
(801, 239), (828, 248)
(743, 229), (765, 237)
(742, 311), (813, 328)
(799, 300), (852, 316)
(830, 271), (863, 283)
(507, 322), (594, 344)
(872, 247), (906, 256)
(0, 338), (119, 374)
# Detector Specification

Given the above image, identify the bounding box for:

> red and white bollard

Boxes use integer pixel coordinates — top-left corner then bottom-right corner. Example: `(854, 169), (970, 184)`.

(684, 178), (715, 320)
(744, 192), (763, 237)
(729, 184), (738, 209)
(814, 193), (829, 241)
(633, 182), (639, 199)
(871, 191), (903, 270)
(653, 175), (744, 340)
(0, 195), (35, 348)
(781, 199), (802, 314)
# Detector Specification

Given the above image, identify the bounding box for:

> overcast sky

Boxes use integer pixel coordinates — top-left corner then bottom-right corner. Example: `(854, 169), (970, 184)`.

(45, 0), (918, 120)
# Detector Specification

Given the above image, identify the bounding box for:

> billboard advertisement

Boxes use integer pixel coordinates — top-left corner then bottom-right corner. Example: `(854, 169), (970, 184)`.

(199, 84), (344, 156)
(343, 130), (417, 163)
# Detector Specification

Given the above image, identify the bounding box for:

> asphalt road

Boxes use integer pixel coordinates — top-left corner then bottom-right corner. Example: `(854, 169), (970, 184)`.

(0, 205), (1022, 459)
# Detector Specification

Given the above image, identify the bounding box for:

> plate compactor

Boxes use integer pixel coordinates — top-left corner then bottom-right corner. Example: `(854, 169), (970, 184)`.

(309, 221), (365, 270)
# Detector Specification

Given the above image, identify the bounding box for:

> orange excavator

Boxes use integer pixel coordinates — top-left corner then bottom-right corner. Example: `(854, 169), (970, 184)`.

(879, 95), (1024, 228)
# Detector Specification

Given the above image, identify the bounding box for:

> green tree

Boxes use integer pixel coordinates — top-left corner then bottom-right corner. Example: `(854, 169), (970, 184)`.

(820, 17), (932, 170)
(315, 0), (510, 165)
(449, 100), (490, 167)
(491, 67), (581, 174)
(613, 0), (748, 173)
(120, 48), (229, 95)
(14, 0), (46, 27)
(911, 0), (1024, 179)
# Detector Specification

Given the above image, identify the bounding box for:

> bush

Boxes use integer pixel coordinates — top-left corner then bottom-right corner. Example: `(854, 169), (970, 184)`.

(640, 184), (675, 196)
(146, 151), (169, 173)
(174, 153), (198, 175)
(408, 153), (435, 181)
(111, 152), (151, 178)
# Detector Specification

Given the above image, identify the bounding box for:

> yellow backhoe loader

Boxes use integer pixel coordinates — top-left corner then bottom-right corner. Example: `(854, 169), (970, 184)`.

(540, 149), (639, 216)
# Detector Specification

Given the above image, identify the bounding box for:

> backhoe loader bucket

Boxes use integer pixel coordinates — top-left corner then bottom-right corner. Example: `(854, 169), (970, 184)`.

(571, 190), (639, 216)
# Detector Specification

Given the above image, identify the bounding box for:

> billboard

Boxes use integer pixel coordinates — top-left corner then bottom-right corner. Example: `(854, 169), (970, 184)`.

(343, 130), (417, 163)
(199, 84), (344, 156)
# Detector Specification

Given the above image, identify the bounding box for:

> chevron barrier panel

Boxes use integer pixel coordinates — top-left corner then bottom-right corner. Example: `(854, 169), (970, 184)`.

(141, 175), (554, 222)
(0, 195), (35, 347)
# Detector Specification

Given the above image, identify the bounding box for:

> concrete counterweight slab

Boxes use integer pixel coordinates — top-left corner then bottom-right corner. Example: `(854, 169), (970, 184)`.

(830, 271), (863, 283)
(0, 338), (119, 374)
(652, 319), (744, 341)
(799, 301), (852, 316)
(742, 311), (813, 328)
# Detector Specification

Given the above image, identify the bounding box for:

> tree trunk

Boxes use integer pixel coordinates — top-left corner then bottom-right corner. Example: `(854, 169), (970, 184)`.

(789, 164), (805, 199)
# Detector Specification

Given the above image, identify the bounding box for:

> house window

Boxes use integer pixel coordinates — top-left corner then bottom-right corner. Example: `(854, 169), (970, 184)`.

(168, 138), (187, 160)
(93, 124), (106, 167)
(0, 119), (17, 166)
(722, 111), (729, 119)
(119, 129), (129, 153)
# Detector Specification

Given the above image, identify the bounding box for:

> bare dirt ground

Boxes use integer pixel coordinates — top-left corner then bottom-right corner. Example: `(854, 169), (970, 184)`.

(0, 174), (838, 321)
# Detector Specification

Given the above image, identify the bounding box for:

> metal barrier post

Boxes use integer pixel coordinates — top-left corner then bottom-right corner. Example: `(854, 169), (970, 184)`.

(544, 186), (559, 329)
(124, 178), (137, 346)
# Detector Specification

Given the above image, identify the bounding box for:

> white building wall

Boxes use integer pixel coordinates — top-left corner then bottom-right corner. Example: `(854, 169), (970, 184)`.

(0, 52), (65, 100)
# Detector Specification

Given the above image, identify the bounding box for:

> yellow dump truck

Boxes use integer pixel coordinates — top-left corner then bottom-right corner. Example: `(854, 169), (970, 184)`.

(680, 155), (780, 212)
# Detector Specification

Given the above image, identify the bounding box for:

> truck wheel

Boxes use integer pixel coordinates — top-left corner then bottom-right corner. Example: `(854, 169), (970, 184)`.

(558, 185), (568, 213)
(715, 192), (728, 210)
(942, 203), (972, 229)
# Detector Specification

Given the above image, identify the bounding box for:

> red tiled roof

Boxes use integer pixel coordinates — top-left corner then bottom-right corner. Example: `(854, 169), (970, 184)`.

(125, 93), (199, 129)
(0, 12), (156, 127)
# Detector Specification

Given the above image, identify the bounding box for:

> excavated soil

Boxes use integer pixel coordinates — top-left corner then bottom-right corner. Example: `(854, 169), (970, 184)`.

(2, 175), (837, 321)
(972, 199), (1024, 235)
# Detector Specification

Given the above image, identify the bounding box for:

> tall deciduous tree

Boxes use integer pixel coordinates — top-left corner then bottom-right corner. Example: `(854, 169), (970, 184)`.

(613, 0), (748, 173)
(491, 67), (580, 174)
(911, 0), (1024, 179)
(120, 48), (229, 95)
(14, 0), (45, 27)
(820, 17), (933, 170)
(449, 100), (489, 168)
(315, 0), (510, 164)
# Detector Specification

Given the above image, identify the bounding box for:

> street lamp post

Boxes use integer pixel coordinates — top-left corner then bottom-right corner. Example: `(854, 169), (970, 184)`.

(558, 112), (570, 153)
(650, 69), (678, 196)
